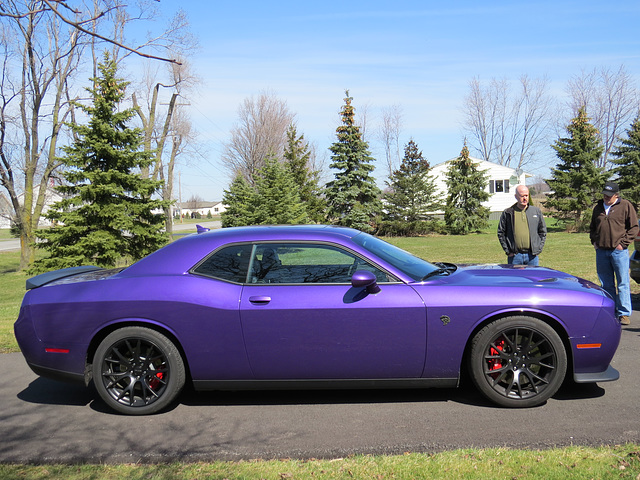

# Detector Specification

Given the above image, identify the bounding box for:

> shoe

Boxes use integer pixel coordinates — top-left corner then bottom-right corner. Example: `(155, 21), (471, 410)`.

(619, 316), (630, 325)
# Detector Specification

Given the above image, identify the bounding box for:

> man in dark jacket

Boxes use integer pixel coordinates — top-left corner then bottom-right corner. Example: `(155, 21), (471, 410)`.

(497, 185), (547, 266)
(590, 181), (639, 325)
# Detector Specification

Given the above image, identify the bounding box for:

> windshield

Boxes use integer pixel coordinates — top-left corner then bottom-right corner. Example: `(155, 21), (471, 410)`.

(352, 232), (441, 281)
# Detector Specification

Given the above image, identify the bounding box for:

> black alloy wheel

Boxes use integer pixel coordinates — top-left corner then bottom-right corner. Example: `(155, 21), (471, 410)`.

(92, 327), (185, 415)
(469, 316), (567, 408)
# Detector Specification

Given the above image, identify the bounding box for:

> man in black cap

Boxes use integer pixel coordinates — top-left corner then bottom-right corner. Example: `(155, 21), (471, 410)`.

(590, 181), (639, 325)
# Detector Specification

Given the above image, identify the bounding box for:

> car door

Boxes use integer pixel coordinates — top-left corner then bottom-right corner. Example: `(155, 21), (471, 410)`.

(239, 242), (427, 380)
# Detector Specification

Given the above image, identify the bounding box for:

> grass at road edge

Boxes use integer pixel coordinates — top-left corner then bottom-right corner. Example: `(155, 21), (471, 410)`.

(1, 445), (640, 478)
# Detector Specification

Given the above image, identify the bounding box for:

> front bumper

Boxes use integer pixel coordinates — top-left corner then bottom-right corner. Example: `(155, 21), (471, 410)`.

(631, 249), (640, 284)
(574, 364), (620, 383)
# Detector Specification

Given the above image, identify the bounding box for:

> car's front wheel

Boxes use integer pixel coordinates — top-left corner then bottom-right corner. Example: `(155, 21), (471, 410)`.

(92, 327), (186, 415)
(469, 316), (567, 408)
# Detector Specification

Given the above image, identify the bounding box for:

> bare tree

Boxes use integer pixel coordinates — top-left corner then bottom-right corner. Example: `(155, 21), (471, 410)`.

(462, 75), (553, 170)
(567, 66), (638, 169)
(355, 101), (372, 142)
(185, 194), (204, 209)
(0, 1), (198, 268)
(0, 0), (182, 65)
(0, 1), (84, 268)
(222, 91), (295, 185)
(133, 54), (199, 233)
(377, 104), (403, 177)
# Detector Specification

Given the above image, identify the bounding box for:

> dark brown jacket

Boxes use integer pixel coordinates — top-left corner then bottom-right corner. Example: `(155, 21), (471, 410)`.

(589, 198), (639, 249)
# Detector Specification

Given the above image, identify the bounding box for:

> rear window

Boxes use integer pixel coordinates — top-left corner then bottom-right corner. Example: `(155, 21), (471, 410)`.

(192, 244), (253, 283)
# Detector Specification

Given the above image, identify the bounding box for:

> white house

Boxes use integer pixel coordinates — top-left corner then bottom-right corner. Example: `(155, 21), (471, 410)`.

(430, 157), (530, 217)
(0, 193), (11, 229)
(173, 201), (227, 219)
(0, 187), (63, 229)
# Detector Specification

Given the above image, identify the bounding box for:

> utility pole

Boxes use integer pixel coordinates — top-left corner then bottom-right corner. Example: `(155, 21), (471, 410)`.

(178, 171), (183, 223)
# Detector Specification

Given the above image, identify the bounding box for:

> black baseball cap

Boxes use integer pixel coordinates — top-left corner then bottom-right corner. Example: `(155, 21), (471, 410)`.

(602, 181), (620, 196)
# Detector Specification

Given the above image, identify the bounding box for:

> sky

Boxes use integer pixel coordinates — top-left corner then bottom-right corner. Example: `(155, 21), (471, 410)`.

(143, 1), (640, 202)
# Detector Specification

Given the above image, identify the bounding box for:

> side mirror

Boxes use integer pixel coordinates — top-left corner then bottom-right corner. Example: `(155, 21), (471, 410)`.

(351, 270), (381, 294)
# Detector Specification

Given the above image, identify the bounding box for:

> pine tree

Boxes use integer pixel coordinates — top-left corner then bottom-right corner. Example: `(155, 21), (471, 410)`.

(221, 175), (256, 227)
(384, 140), (440, 226)
(545, 107), (607, 230)
(611, 115), (640, 211)
(283, 125), (325, 222)
(221, 156), (309, 227)
(324, 91), (381, 232)
(444, 145), (490, 235)
(32, 53), (168, 272)
(251, 156), (310, 225)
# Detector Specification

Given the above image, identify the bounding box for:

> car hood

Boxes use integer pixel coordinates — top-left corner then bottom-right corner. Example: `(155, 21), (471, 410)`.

(424, 263), (608, 296)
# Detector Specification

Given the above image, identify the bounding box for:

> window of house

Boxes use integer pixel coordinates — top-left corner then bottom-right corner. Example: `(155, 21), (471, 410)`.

(489, 179), (510, 194)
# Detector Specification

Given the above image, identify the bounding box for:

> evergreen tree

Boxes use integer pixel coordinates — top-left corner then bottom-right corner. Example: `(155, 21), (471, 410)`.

(324, 91), (381, 232)
(221, 175), (256, 227)
(384, 140), (440, 224)
(283, 125), (325, 222)
(32, 53), (168, 272)
(545, 107), (607, 230)
(252, 156), (310, 225)
(221, 156), (309, 226)
(444, 144), (490, 234)
(611, 114), (640, 211)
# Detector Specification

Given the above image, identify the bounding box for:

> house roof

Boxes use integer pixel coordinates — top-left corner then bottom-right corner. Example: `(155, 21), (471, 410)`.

(430, 156), (530, 177)
(176, 201), (223, 209)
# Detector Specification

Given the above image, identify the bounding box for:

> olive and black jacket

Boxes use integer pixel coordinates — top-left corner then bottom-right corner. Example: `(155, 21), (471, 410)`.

(497, 204), (547, 256)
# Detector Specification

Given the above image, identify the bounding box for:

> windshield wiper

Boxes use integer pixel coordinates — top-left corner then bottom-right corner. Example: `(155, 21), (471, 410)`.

(421, 262), (457, 281)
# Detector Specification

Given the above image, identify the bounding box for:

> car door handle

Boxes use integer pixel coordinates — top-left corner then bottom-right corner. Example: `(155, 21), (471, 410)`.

(249, 295), (271, 304)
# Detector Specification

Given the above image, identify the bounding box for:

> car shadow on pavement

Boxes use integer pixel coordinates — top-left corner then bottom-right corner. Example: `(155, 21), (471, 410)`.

(16, 375), (607, 414)
(17, 377), (93, 407)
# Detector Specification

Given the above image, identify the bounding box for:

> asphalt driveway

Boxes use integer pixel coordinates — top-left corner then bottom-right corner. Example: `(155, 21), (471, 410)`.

(1, 308), (639, 464)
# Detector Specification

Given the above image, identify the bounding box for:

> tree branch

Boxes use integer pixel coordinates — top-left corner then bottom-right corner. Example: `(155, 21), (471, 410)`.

(39, 0), (181, 65)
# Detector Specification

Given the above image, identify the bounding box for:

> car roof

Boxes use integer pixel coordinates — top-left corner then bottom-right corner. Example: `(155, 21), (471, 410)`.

(122, 225), (363, 277)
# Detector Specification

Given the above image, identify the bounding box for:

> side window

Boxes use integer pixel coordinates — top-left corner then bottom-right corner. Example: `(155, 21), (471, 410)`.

(192, 244), (253, 283)
(250, 243), (391, 284)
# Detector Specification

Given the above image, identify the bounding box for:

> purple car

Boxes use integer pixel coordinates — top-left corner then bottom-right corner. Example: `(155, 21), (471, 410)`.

(15, 225), (621, 415)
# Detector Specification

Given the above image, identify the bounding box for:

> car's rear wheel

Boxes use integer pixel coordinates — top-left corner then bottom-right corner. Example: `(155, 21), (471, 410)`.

(92, 327), (185, 415)
(469, 316), (567, 408)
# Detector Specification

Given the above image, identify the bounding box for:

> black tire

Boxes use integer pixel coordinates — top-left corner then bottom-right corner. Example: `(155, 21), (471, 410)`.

(92, 327), (185, 415)
(469, 316), (567, 408)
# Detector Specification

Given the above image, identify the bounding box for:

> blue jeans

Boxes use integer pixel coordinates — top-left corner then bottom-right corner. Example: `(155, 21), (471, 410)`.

(508, 253), (539, 266)
(596, 248), (632, 317)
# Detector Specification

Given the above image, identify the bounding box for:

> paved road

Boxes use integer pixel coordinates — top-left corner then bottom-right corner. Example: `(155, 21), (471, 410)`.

(0, 221), (221, 252)
(0, 238), (19, 252)
(1, 309), (639, 464)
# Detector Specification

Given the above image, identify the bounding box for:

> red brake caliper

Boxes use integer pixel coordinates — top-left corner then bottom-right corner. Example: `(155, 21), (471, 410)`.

(488, 338), (505, 375)
(149, 372), (164, 390)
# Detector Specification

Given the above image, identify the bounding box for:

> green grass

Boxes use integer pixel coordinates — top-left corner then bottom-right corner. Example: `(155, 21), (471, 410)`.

(1, 445), (640, 478)
(0, 228), (15, 240)
(0, 251), (23, 353)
